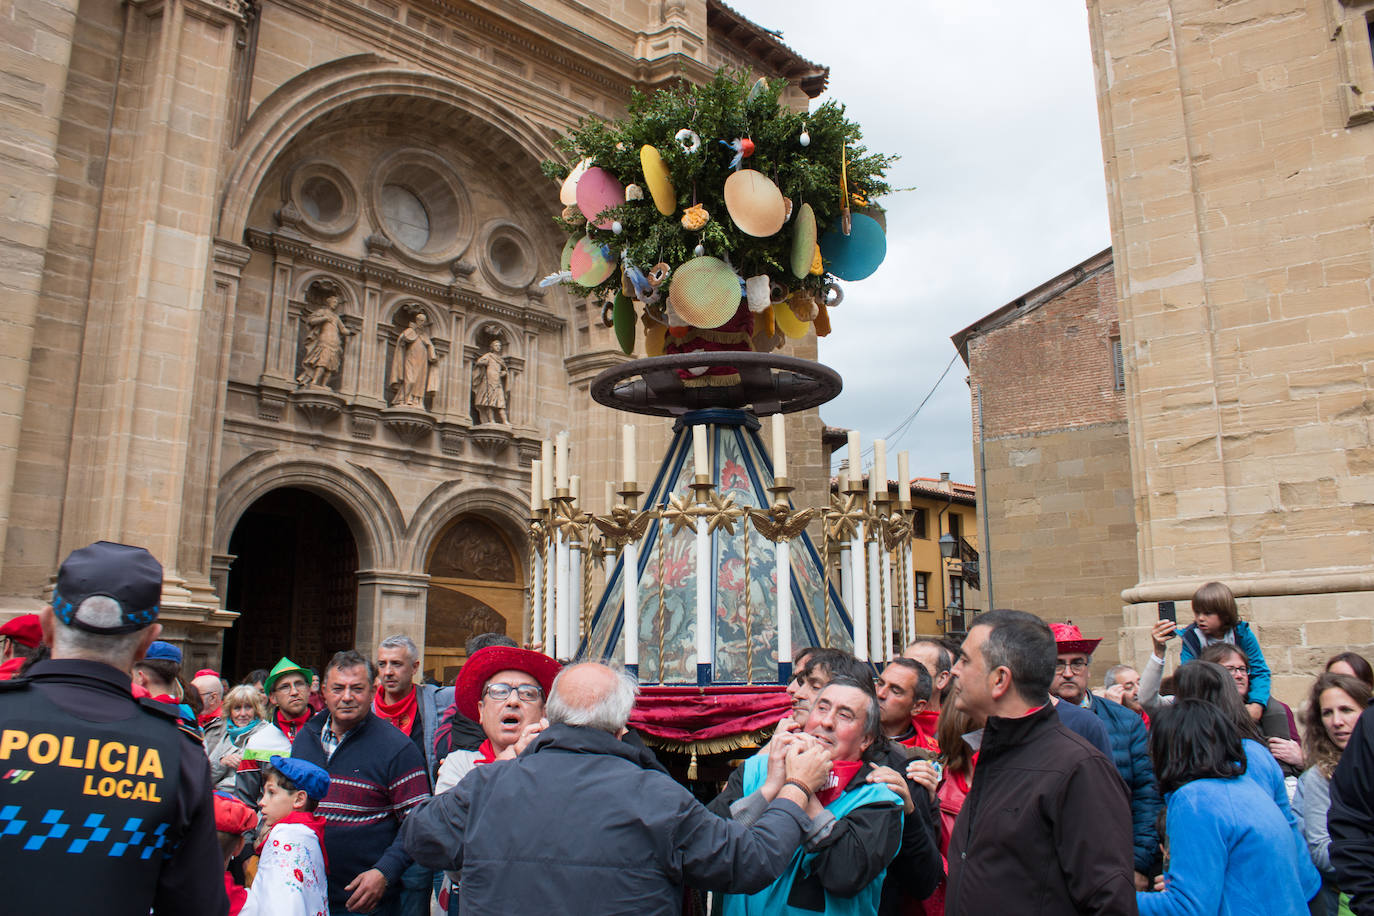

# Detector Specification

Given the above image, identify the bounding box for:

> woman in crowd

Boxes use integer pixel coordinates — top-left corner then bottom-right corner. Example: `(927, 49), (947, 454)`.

(906, 692), (978, 916)
(1326, 652), (1373, 688)
(1294, 673), (1372, 916)
(1197, 643), (1303, 776)
(1139, 699), (1310, 915)
(1170, 660), (1321, 902)
(207, 684), (291, 791)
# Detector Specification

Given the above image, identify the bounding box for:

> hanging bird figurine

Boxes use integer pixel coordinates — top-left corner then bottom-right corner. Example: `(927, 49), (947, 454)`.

(720, 137), (756, 170)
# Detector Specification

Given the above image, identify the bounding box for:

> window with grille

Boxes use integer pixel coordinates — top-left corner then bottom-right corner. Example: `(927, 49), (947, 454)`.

(1112, 337), (1125, 391)
(949, 575), (964, 610)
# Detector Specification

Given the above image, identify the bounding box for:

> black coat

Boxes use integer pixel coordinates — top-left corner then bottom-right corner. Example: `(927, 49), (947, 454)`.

(1330, 705), (1374, 914)
(945, 703), (1137, 915)
(402, 723), (809, 915)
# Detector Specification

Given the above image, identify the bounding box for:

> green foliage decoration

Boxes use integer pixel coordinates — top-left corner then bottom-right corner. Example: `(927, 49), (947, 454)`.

(542, 70), (896, 315)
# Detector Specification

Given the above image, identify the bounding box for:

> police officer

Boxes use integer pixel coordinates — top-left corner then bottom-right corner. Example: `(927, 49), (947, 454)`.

(0, 541), (227, 915)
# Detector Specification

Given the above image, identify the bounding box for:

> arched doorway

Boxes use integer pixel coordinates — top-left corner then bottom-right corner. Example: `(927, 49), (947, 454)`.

(423, 515), (523, 683)
(223, 488), (359, 679)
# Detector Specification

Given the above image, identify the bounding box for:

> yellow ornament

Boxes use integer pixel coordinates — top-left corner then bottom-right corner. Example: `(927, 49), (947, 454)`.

(809, 243), (824, 276)
(681, 203), (710, 231)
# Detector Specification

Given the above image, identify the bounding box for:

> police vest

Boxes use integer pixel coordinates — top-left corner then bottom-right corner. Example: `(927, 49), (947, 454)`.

(0, 679), (184, 915)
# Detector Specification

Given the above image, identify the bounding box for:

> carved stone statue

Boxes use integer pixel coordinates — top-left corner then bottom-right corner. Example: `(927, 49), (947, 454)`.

(389, 310), (439, 408)
(472, 335), (510, 425)
(296, 293), (353, 389)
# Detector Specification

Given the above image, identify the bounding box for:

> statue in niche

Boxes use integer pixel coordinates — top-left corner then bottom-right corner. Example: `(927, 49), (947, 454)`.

(471, 332), (510, 425)
(389, 309), (439, 409)
(296, 289), (353, 389)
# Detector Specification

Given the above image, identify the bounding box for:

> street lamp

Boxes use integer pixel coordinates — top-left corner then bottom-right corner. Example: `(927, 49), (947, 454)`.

(938, 531), (957, 561)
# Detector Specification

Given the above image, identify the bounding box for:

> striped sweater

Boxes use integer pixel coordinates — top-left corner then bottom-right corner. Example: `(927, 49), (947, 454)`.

(292, 710), (431, 906)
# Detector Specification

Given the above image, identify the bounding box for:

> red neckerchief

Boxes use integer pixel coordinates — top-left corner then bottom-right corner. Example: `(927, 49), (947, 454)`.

(198, 707), (222, 728)
(476, 739), (499, 765)
(0, 657), (23, 681)
(816, 759), (864, 807)
(911, 709), (941, 752)
(372, 687), (418, 735)
(276, 708), (311, 742)
(256, 811), (330, 872)
(224, 871), (246, 916)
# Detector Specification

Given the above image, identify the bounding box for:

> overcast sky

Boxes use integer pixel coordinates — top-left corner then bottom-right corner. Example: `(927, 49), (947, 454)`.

(723, 0), (1111, 485)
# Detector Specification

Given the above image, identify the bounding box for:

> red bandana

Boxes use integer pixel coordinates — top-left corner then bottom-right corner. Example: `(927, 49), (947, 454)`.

(276, 708), (311, 743)
(256, 811), (330, 872)
(198, 707), (222, 728)
(816, 759), (864, 807)
(373, 687), (418, 735)
(476, 739), (499, 765)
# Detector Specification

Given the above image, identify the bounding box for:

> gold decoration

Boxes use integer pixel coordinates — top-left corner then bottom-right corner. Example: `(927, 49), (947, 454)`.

(592, 506), (654, 547)
(681, 203), (710, 231)
(747, 504), (819, 543)
(660, 493), (699, 535)
(699, 490), (744, 536)
(825, 491), (867, 544)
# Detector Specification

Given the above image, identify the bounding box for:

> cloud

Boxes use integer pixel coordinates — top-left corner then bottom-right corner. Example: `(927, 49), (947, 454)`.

(725, 0), (1111, 485)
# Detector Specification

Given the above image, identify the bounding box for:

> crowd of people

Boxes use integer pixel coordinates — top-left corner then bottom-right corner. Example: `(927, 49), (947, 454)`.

(3, 541), (1374, 916)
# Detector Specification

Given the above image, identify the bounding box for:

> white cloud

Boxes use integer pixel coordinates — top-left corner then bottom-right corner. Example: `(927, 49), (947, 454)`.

(724, 0), (1111, 484)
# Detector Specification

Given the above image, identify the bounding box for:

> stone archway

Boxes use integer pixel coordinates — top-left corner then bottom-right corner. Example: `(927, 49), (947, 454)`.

(222, 487), (360, 678)
(423, 515), (523, 683)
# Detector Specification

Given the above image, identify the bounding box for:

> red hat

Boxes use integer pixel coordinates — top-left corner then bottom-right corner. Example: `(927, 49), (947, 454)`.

(455, 646), (561, 721)
(1050, 622), (1101, 656)
(212, 792), (258, 835)
(194, 668), (220, 680)
(0, 614), (42, 649)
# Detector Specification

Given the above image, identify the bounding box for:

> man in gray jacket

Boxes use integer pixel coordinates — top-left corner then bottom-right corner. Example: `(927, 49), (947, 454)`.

(402, 662), (829, 915)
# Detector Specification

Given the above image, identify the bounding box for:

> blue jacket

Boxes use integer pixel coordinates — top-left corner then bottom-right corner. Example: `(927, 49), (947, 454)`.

(1180, 619), (1271, 707)
(1139, 776), (1310, 916)
(1087, 693), (1162, 873)
(1242, 739), (1321, 902)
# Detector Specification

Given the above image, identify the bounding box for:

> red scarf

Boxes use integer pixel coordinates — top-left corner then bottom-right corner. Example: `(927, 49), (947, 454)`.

(257, 811), (330, 872)
(816, 759), (865, 807)
(198, 707), (222, 728)
(224, 872), (246, 916)
(475, 739), (499, 765)
(275, 708), (311, 743)
(372, 687), (418, 735)
(909, 709), (941, 753)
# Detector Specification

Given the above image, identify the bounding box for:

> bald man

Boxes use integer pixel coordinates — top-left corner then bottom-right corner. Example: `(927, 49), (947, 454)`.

(403, 662), (831, 914)
(192, 672), (227, 751)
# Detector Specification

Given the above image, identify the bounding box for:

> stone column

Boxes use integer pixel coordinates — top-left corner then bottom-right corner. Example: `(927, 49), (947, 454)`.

(56, 0), (246, 600)
(0, 0), (81, 584)
(355, 569), (431, 658)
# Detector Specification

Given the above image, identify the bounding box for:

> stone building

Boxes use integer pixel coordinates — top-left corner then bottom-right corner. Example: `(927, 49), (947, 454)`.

(906, 475), (980, 639)
(954, 248), (1136, 667)
(1080, 2), (1374, 698)
(0, 0), (833, 676)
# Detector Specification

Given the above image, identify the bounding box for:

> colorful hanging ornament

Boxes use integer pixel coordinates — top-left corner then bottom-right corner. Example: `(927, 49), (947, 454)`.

(723, 170), (787, 237)
(800, 123), (811, 147)
(675, 129), (702, 154)
(648, 263), (671, 287)
(625, 183), (644, 201)
(721, 137), (755, 170)
(693, 243), (705, 257)
(840, 147), (852, 236)
(559, 158), (592, 206)
(748, 77), (769, 102)
(561, 205), (586, 227)
(681, 203), (710, 231)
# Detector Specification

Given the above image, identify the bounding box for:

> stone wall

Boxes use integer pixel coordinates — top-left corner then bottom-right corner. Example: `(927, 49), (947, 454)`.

(1087, 0), (1374, 701)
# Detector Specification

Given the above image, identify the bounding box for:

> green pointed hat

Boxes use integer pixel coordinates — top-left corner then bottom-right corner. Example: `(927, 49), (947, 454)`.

(264, 656), (313, 694)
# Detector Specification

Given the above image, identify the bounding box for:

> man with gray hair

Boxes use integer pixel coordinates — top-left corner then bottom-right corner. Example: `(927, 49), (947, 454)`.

(374, 633), (452, 777)
(0, 541), (227, 914)
(403, 661), (832, 914)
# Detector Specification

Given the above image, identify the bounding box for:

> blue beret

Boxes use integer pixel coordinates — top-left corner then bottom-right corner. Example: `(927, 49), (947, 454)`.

(268, 755), (331, 801)
(144, 641), (182, 663)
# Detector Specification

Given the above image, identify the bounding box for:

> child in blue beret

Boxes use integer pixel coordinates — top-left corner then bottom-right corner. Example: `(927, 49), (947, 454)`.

(241, 756), (330, 916)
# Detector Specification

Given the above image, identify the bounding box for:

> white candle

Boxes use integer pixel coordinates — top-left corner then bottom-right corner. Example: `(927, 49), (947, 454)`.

(530, 460), (543, 513)
(851, 525), (867, 660)
(569, 474), (580, 504)
(873, 439), (887, 497)
(847, 430), (862, 487)
(696, 522), (711, 675)
(693, 425), (708, 479)
(541, 440), (555, 501)
(623, 541), (640, 668)
(897, 451), (911, 503)
(868, 464), (878, 502)
(605, 481), (615, 514)
(777, 540), (792, 677)
(555, 431), (570, 489)
(622, 424), (636, 484)
(772, 413), (788, 479)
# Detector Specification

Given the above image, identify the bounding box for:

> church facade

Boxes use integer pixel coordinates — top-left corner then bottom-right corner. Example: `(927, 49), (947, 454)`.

(0, 0), (830, 677)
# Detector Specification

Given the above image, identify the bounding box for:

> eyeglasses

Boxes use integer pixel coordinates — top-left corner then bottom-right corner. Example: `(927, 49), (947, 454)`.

(274, 681), (308, 694)
(482, 682), (543, 703)
(1055, 659), (1089, 674)
(1222, 665), (1249, 676)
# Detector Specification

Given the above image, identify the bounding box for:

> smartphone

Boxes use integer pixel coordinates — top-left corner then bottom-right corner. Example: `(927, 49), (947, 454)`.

(1158, 601), (1177, 624)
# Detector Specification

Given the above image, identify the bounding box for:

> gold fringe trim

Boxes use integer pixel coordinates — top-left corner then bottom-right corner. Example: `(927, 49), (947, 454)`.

(683, 372), (742, 388)
(637, 725), (776, 756)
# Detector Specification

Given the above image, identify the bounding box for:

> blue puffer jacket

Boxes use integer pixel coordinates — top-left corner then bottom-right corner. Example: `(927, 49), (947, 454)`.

(1087, 693), (1162, 874)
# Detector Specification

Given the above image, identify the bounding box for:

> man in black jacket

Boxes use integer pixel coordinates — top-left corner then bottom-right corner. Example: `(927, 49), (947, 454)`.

(401, 662), (829, 915)
(944, 609), (1135, 915)
(1330, 703), (1374, 915)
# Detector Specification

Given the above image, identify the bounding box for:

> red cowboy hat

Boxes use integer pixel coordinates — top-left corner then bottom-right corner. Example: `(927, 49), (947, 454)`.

(455, 646), (561, 721)
(1050, 622), (1101, 656)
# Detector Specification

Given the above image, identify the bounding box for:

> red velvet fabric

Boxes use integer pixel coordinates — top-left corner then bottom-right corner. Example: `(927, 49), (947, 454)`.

(628, 686), (792, 743)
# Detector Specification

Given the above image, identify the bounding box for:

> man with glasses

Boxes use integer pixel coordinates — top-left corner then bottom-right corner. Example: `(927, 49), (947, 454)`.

(1050, 623), (1161, 890)
(293, 650), (431, 916)
(430, 646), (560, 914)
